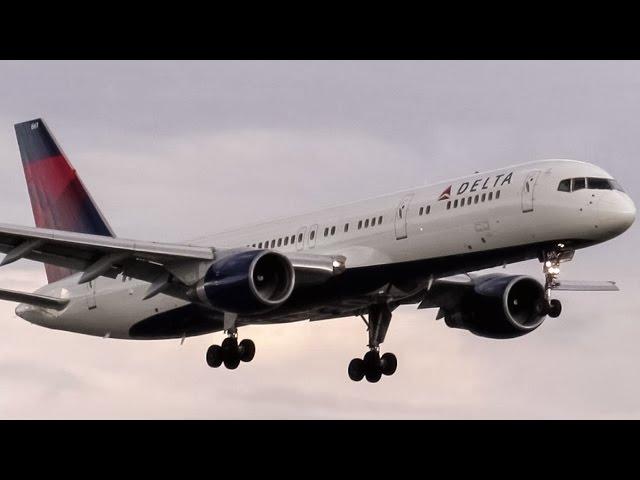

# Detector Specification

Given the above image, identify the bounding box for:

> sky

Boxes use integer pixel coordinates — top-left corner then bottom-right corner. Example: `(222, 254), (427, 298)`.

(0, 60), (639, 419)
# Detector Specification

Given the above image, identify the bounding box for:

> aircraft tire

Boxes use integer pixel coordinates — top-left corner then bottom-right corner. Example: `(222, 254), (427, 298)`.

(348, 358), (365, 381)
(206, 345), (223, 368)
(239, 339), (256, 362)
(548, 299), (562, 318)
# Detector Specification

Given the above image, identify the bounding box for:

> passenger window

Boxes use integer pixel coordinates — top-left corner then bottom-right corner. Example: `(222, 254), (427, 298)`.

(474, 195), (479, 204)
(310, 230), (316, 240)
(419, 207), (424, 215)
(481, 193), (486, 202)
(284, 237), (288, 246)
(371, 218), (376, 226)
(258, 242), (262, 248)
(271, 240), (276, 248)
(558, 179), (571, 192)
(298, 233), (303, 243)
(454, 199), (458, 208)
(344, 223), (349, 233)
(573, 178), (586, 191)
(324, 227), (329, 237)
(365, 219), (369, 228)
(488, 192), (493, 201)
(426, 206), (430, 214)
(331, 226), (336, 235)
(291, 235), (295, 244)
(495, 191), (500, 199)
(447, 201), (451, 210)
(379, 216), (383, 223)
(358, 220), (362, 230)
(467, 197), (472, 205)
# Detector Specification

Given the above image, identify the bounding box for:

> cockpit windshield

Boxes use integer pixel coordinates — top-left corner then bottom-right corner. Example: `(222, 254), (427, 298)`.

(558, 177), (625, 193)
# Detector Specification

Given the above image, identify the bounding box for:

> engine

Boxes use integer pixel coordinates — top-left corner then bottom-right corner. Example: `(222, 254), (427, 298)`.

(442, 274), (547, 339)
(193, 250), (295, 315)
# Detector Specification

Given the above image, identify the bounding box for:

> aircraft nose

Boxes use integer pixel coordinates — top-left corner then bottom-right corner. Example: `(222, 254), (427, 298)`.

(597, 192), (636, 236)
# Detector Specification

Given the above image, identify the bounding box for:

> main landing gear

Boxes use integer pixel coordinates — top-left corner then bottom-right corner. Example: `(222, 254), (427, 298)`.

(541, 247), (574, 319)
(348, 304), (398, 383)
(206, 331), (255, 370)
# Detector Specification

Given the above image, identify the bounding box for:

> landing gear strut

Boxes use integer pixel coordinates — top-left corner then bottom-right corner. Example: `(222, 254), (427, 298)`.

(348, 304), (397, 383)
(206, 330), (255, 370)
(541, 247), (573, 318)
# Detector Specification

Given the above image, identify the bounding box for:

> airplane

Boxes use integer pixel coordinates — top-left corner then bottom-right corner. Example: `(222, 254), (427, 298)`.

(0, 119), (635, 383)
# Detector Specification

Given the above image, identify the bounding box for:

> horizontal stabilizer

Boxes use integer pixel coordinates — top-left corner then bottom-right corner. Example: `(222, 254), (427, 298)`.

(0, 288), (69, 310)
(551, 280), (619, 291)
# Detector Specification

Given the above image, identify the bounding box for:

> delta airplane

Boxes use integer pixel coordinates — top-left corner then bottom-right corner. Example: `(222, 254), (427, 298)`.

(0, 119), (635, 383)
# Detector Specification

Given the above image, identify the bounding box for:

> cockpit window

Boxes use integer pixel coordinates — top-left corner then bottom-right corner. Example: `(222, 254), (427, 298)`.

(610, 179), (625, 192)
(587, 177), (611, 189)
(558, 179), (571, 192)
(558, 177), (625, 193)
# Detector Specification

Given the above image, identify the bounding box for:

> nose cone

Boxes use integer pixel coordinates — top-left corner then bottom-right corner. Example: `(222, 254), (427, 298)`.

(598, 192), (636, 237)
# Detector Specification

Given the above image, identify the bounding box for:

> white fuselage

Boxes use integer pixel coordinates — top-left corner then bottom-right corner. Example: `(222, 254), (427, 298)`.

(17, 159), (636, 339)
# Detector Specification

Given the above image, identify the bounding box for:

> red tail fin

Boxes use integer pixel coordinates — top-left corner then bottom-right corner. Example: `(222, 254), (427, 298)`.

(14, 118), (115, 283)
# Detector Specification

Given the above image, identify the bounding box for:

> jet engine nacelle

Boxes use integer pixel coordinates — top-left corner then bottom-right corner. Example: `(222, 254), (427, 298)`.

(194, 250), (295, 315)
(443, 274), (547, 339)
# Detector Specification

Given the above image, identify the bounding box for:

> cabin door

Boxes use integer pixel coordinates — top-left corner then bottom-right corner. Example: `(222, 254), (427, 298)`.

(395, 195), (413, 240)
(521, 171), (540, 213)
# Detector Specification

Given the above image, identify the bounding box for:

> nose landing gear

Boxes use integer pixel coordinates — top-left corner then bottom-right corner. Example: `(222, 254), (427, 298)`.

(541, 247), (573, 318)
(348, 304), (398, 383)
(206, 330), (255, 370)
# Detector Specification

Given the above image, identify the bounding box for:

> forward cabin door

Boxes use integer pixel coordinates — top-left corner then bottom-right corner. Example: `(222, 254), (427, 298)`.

(395, 194), (413, 240)
(521, 171), (541, 213)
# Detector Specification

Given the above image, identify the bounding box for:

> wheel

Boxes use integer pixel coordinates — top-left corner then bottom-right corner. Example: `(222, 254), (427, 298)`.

(381, 352), (397, 376)
(363, 350), (382, 383)
(221, 337), (240, 369)
(548, 299), (562, 318)
(224, 357), (241, 370)
(206, 345), (223, 368)
(239, 339), (256, 362)
(348, 358), (365, 382)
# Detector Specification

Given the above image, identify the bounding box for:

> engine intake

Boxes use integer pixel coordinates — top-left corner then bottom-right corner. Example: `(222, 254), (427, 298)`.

(195, 250), (295, 314)
(443, 274), (547, 339)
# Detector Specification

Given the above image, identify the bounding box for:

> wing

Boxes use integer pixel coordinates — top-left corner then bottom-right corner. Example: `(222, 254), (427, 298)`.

(415, 275), (620, 311)
(0, 223), (346, 299)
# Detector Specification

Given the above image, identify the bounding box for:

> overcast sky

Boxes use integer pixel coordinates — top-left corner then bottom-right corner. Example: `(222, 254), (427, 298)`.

(0, 61), (639, 419)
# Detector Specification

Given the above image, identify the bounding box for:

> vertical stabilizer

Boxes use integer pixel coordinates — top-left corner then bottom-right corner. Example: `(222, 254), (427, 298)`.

(14, 118), (115, 283)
